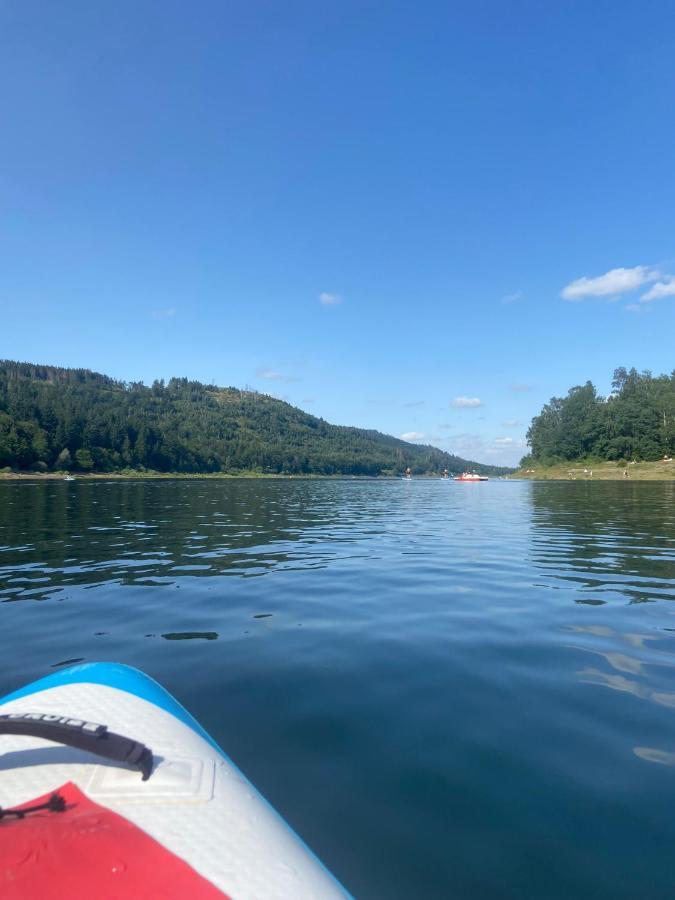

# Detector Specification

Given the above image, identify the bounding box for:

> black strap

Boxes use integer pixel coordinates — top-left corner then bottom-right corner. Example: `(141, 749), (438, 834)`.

(0, 712), (153, 780)
(0, 792), (66, 820)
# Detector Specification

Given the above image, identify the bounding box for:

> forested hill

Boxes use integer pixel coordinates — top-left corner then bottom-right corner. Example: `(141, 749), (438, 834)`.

(522, 367), (675, 465)
(0, 361), (510, 476)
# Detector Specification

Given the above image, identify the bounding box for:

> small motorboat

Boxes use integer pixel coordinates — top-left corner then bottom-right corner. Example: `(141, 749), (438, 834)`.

(454, 472), (488, 482)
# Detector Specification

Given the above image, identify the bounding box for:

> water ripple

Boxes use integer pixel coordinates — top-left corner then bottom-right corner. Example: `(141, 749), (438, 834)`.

(1, 478), (675, 899)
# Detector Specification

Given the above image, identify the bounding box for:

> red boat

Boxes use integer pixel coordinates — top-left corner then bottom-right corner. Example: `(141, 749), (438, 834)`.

(454, 472), (488, 481)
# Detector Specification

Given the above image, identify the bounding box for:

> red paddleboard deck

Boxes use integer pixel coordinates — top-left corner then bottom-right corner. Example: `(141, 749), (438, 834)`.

(1, 781), (228, 899)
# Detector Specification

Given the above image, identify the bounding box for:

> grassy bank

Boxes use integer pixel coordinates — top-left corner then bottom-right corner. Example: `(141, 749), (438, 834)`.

(510, 460), (675, 481)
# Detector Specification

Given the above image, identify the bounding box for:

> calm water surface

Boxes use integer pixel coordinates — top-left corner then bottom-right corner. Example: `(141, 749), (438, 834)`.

(1, 478), (674, 898)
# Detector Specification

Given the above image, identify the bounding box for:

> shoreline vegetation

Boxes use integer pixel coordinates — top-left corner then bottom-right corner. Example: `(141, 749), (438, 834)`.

(520, 367), (674, 471)
(0, 470), (501, 480)
(514, 367), (674, 480)
(0, 360), (511, 478)
(2, 462), (673, 481)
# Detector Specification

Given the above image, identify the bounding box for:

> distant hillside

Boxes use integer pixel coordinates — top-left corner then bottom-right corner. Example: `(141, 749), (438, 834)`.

(0, 360), (511, 476)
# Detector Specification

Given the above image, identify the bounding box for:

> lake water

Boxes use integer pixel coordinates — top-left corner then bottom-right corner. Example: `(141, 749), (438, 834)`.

(1, 478), (674, 898)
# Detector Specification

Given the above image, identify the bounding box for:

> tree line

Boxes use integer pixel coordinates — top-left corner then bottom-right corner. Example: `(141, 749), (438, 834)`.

(522, 367), (675, 465)
(0, 360), (509, 476)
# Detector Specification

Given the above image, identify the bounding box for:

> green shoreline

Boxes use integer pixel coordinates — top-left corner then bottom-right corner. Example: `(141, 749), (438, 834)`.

(0, 470), (453, 480)
(0, 470), (352, 480)
(509, 460), (675, 481)
(6, 463), (673, 481)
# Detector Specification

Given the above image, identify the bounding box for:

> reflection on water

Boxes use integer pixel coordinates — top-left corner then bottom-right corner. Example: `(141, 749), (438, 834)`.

(634, 747), (675, 765)
(0, 479), (391, 601)
(161, 631), (219, 641)
(530, 481), (675, 604)
(50, 656), (85, 668)
(1, 478), (675, 900)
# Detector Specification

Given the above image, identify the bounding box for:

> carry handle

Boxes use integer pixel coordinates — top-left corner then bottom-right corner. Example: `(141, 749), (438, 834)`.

(0, 712), (153, 780)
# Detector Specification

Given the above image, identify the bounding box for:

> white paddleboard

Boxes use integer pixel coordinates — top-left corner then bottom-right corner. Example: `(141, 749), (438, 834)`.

(0, 663), (350, 899)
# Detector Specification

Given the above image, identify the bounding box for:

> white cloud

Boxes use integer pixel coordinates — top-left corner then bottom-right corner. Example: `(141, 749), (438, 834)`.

(403, 400), (425, 408)
(494, 437), (514, 445)
(501, 419), (522, 427)
(319, 292), (342, 306)
(625, 303), (650, 314)
(437, 431), (523, 467)
(255, 368), (298, 383)
(501, 290), (523, 305)
(640, 278), (675, 302)
(401, 431), (425, 442)
(510, 383), (532, 392)
(561, 265), (657, 301)
(151, 308), (176, 320)
(451, 396), (483, 408)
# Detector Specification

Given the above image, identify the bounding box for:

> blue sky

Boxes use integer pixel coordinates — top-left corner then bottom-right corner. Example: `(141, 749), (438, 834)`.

(1, 1), (674, 466)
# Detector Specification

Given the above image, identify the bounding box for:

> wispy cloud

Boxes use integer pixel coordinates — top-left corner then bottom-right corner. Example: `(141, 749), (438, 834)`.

(501, 290), (523, 305)
(255, 367), (298, 383)
(151, 308), (176, 320)
(319, 292), (342, 306)
(501, 419), (522, 427)
(640, 278), (675, 303)
(436, 431), (525, 466)
(510, 383), (532, 392)
(401, 431), (425, 442)
(403, 400), (425, 408)
(561, 265), (658, 301)
(626, 303), (650, 315)
(451, 396), (483, 408)
(443, 431), (480, 442)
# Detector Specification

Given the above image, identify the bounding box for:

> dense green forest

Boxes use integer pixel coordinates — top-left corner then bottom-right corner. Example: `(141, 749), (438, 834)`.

(522, 367), (675, 465)
(0, 361), (509, 476)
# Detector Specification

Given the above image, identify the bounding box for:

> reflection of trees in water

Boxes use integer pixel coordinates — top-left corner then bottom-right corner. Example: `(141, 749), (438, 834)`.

(530, 481), (675, 769)
(529, 481), (675, 605)
(0, 480), (389, 602)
